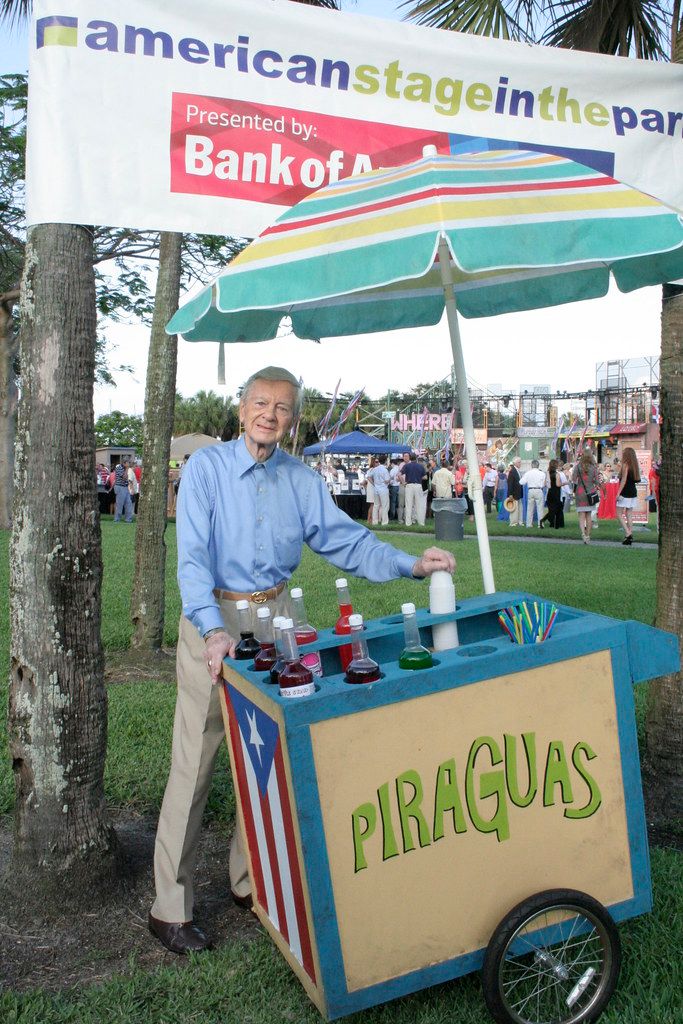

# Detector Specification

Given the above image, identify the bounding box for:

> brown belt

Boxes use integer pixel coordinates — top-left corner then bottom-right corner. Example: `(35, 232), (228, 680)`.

(213, 581), (287, 605)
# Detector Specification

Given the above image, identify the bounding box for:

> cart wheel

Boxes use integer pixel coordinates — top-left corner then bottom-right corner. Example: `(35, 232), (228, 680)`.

(481, 889), (621, 1024)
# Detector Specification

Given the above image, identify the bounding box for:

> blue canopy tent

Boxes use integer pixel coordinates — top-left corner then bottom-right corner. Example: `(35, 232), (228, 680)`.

(303, 430), (412, 457)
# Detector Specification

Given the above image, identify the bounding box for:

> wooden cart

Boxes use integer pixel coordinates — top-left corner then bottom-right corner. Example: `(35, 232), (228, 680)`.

(220, 591), (679, 1024)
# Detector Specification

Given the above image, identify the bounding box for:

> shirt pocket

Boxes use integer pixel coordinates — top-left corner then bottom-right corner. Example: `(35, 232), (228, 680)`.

(276, 523), (302, 567)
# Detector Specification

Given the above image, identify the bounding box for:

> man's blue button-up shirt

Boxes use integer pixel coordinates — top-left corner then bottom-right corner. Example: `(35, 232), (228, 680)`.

(177, 437), (418, 636)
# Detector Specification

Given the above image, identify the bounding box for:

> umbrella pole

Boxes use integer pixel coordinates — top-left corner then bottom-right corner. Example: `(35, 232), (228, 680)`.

(437, 236), (496, 594)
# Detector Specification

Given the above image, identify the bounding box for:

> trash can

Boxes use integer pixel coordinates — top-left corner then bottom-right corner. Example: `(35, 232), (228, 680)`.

(432, 497), (467, 541)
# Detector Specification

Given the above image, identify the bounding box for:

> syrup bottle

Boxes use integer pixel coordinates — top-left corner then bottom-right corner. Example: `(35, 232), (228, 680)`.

(278, 618), (316, 699)
(334, 577), (355, 672)
(269, 616), (286, 685)
(398, 602), (434, 670)
(253, 606), (277, 673)
(345, 613), (381, 685)
(234, 599), (261, 660)
(291, 586), (323, 677)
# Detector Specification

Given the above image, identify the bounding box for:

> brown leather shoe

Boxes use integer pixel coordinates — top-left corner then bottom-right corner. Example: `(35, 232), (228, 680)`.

(148, 913), (212, 954)
(232, 890), (253, 910)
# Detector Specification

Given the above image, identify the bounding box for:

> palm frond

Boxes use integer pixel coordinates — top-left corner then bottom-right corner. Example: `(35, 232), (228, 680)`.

(0, 0), (32, 27)
(290, 0), (339, 7)
(541, 0), (668, 59)
(400, 0), (536, 42)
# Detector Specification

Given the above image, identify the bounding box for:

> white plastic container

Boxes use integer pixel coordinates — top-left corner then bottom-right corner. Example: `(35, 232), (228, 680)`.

(429, 571), (459, 651)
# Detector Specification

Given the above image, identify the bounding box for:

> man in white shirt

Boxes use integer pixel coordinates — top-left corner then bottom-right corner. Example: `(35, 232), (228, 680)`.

(388, 458), (401, 520)
(520, 459), (546, 528)
(366, 454), (391, 525)
(432, 461), (455, 499)
(482, 463), (498, 513)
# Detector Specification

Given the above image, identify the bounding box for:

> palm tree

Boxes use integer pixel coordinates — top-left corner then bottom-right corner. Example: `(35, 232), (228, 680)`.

(403, 0), (683, 813)
(2, 0), (345, 896)
(3, 1), (120, 897)
(403, 0), (674, 56)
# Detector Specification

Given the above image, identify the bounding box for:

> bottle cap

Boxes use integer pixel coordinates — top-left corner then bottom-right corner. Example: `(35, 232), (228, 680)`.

(336, 578), (348, 588)
(256, 607), (271, 619)
(272, 616), (285, 628)
(348, 613), (363, 628)
(281, 617), (294, 629)
(402, 602), (416, 615)
(235, 599), (249, 610)
(291, 587), (303, 598)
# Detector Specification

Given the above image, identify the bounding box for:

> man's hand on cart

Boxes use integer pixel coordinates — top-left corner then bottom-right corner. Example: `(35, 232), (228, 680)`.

(204, 630), (236, 685)
(411, 546), (456, 578)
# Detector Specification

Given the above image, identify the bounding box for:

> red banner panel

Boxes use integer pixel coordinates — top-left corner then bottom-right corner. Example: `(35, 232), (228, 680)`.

(170, 93), (450, 206)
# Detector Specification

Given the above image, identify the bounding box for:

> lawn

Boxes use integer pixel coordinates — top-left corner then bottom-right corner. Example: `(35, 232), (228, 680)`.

(0, 522), (680, 1024)
(372, 508), (660, 545)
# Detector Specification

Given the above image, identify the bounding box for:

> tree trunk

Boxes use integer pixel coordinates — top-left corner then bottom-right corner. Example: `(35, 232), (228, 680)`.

(645, 282), (683, 818)
(130, 232), (181, 651)
(7, 224), (118, 902)
(0, 289), (19, 530)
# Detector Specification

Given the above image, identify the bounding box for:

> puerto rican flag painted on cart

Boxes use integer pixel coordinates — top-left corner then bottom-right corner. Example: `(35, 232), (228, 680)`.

(225, 683), (316, 983)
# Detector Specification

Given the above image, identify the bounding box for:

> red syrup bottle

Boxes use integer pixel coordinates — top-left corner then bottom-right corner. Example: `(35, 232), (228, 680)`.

(253, 606), (277, 673)
(334, 577), (355, 672)
(278, 618), (316, 699)
(344, 613), (381, 685)
(234, 599), (261, 660)
(269, 616), (286, 685)
(290, 586), (323, 677)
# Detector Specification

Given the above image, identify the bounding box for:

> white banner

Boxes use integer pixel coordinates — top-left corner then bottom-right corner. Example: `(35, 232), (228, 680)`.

(27, 0), (683, 236)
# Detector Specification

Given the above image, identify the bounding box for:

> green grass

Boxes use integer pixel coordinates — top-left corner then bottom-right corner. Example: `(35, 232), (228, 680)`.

(0, 523), (680, 1023)
(371, 509), (660, 545)
(0, 846), (681, 1023)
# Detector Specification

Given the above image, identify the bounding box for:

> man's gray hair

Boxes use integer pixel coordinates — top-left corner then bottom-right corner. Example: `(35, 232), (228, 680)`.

(240, 366), (304, 416)
(531, 459), (540, 468)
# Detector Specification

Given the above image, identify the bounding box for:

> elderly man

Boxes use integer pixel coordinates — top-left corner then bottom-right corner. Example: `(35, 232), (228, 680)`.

(149, 366), (456, 955)
(520, 459), (547, 528)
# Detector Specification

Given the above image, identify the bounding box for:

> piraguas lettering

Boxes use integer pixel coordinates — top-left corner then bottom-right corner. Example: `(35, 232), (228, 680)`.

(351, 731), (602, 873)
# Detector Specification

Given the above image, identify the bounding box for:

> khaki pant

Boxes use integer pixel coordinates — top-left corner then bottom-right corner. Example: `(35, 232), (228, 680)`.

(152, 589), (291, 923)
(397, 483), (405, 522)
(371, 488), (389, 525)
(404, 482), (425, 526)
(526, 489), (544, 527)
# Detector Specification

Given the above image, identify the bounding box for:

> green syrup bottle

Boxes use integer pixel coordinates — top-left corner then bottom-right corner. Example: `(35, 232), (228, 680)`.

(398, 602), (434, 670)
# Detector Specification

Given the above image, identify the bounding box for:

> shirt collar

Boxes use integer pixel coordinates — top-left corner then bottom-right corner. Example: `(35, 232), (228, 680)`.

(235, 434), (283, 479)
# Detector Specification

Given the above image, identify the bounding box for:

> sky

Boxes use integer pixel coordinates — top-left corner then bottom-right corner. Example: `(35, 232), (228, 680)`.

(1, 1), (665, 417)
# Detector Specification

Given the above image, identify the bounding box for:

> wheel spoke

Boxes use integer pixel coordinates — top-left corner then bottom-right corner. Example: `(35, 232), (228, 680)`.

(488, 897), (619, 1024)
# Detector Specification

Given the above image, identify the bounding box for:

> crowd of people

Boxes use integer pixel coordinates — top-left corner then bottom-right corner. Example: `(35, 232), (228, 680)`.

(316, 445), (660, 546)
(98, 441), (660, 549)
(96, 458), (141, 521)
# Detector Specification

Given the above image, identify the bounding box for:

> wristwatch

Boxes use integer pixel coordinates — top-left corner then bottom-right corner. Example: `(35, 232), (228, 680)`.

(203, 627), (227, 642)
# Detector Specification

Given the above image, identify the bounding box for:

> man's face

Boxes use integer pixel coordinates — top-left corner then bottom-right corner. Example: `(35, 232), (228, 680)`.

(240, 379), (296, 456)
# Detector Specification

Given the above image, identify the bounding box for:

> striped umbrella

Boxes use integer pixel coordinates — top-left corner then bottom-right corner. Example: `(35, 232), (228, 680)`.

(168, 147), (683, 593)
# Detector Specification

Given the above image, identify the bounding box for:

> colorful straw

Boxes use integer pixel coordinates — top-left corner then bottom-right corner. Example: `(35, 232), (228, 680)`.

(498, 601), (558, 644)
